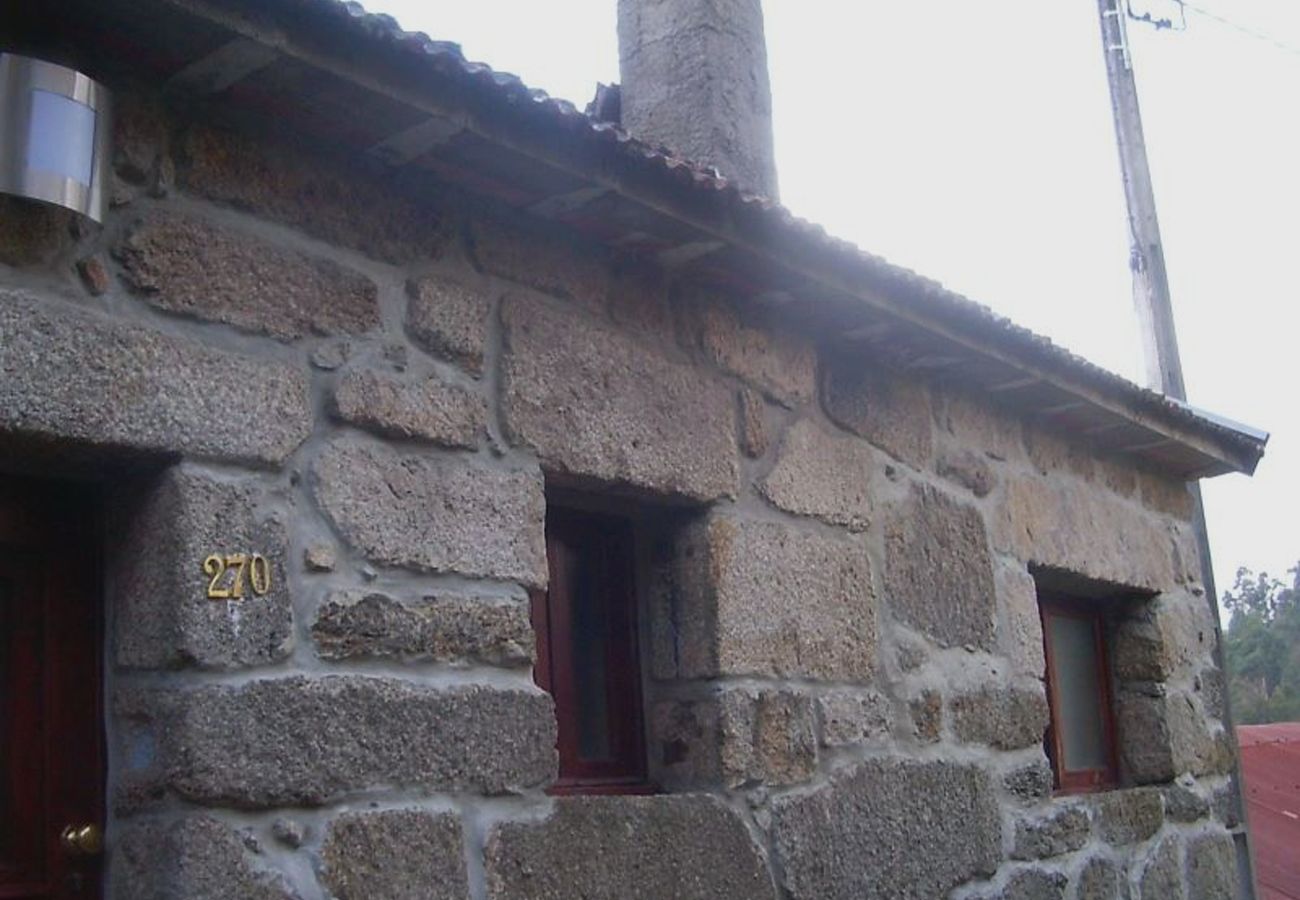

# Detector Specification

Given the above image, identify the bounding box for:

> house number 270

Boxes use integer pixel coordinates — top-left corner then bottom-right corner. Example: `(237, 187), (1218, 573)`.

(203, 554), (272, 599)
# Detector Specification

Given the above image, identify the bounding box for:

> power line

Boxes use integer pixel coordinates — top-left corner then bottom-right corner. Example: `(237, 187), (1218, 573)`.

(1178, 1), (1300, 58)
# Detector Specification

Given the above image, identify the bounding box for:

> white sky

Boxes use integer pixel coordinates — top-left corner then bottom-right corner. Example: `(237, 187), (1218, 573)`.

(369, 0), (1298, 589)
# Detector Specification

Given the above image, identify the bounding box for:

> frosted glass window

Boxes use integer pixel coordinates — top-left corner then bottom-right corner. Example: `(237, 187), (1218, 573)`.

(1047, 614), (1109, 772)
(26, 90), (96, 186)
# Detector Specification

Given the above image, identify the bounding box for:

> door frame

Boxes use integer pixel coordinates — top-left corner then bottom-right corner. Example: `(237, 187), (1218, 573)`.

(0, 477), (104, 900)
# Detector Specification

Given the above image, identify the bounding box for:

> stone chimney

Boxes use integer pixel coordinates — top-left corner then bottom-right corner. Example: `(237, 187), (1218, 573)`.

(617, 0), (778, 199)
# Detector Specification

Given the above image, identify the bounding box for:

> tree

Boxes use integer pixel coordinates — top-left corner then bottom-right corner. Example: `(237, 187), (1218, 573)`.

(1223, 563), (1300, 724)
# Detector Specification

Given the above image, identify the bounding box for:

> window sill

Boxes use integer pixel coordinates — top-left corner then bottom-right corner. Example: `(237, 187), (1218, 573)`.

(1054, 768), (1120, 795)
(547, 778), (658, 797)
(1053, 781), (1120, 797)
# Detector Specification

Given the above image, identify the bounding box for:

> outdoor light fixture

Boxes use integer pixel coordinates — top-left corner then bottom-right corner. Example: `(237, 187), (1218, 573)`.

(0, 53), (110, 223)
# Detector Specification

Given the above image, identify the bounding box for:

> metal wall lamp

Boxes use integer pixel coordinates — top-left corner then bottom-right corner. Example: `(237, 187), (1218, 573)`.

(0, 53), (110, 223)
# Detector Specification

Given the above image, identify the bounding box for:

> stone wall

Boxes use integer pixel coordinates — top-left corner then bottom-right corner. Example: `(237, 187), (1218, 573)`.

(0, 88), (1245, 899)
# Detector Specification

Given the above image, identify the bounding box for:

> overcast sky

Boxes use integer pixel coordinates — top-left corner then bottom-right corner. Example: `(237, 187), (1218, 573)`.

(368, 0), (1298, 591)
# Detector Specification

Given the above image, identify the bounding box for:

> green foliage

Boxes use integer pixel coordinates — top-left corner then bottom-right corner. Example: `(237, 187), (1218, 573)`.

(1223, 563), (1300, 724)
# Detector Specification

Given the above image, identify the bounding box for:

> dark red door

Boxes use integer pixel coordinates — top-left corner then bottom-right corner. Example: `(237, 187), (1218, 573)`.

(0, 479), (103, 900)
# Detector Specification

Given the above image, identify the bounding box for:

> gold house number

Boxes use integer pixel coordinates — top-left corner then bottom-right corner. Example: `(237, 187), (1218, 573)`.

(203, 554), (272, 600)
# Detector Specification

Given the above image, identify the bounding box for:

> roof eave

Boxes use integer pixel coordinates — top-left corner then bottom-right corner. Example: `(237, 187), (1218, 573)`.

(142, 0), (1269, 479)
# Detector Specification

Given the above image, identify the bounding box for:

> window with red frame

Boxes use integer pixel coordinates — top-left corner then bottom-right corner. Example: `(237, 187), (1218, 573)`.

(531, 506), (648, 794)
(1040, 594), (1120, 793)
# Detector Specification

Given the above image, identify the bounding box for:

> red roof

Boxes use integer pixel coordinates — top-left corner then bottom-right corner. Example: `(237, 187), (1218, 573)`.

(1239, 724), (1300, 900)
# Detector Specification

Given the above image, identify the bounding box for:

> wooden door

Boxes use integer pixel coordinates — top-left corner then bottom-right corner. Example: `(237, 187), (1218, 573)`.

(0, 479), (103, 900)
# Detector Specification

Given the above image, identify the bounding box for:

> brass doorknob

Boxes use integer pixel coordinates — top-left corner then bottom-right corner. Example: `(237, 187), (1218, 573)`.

(60, 823), (103, 857)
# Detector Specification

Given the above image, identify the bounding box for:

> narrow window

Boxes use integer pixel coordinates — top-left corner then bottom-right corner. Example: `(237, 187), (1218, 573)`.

(532, 506), (648, 793)
(1040, 594), (1120, 792)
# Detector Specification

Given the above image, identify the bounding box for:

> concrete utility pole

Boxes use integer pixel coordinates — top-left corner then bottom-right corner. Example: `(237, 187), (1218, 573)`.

(1095, 3), (1257, 896)
(1097, 0), (1186, 399)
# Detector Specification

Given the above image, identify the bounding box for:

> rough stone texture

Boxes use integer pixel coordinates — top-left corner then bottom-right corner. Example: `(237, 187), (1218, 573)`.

(718, 688), (816, 786)
(180, 125), (444, 263)
(1003, 759), (1054, 802)
(1116, 689), (1219, 783)
(113, 466), (293, 669)
(883, 482), (996, 650)
(651, 699), (721, 785)
(0, 195), (73, 267)
(818, 689), (890, 746)
(1210, 728), (1237, 775)
(950, 682), (1050, 751)
(1184, 832), (1238, 900)
(1112, 607), (1170, 684)
(936, 446), (996, 497)
(1076, 856), (1124, 900)
(129, 676), (555, 807)
(116, 213), (379, 340)
(759, 418), (871, 530)
(1210, 779), (1243, 828)
(1197, 665), (1227, 721)
(822, 356), (933, 468)
(893, 631), (931, 671)
(112, 814), (299, 900)
(320, 809), (468, 900)
(112, 91), (168, 185)
(1138, 469), (1196, 520)
(936, 390), (1024, 462)
(112, 96), (165, 186)
(1116, 690), (1175, 784)
(685, 294), (816, 404)
(333, 368), (485, 448)
(1097, 455), (1140, 497)
(312, 438), (546, 586)
(1095, 788), (1164, 845)
(664, 513), (875, 680)
(485, 795), (778, 899)
(993, 475), (1177, 592)
(737, 387), (768, 458)
(618, 0), (777, 196)
(910, 689), (942, 743)
(997, 562), (1047, 677)
(1137, 836), (1185, 900)
(1012, 806), (1090, 860)
(501, 295), (737, 501)
(271, 818), (305, 849)
(312, 339), (352, 371)
(772, 757), (1000, 900)
(1025, 426), (1095, 479)
(1112, 593), (1216, 683)
(77, 255), (111, 295)
(304, 543), (336, 572)
(647, 545), (684, 682)
(1169, 523), (1204, 588)
(312, 590), (533, 667)
(997, 869), (1069, 900)
(608, 259), (673, 339)
(0, 291), (311, 465)
(1163, 779), (1211, 822)
(405, 273), (494, 375)
(153, 153), (177, 198)
(470, 216), (608, 313)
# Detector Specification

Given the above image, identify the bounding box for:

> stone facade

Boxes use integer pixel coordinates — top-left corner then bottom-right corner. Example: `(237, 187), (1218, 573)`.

(0, 86), (1246, 900)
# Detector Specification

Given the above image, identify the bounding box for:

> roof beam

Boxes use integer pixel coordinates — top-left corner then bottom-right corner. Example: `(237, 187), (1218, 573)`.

(155, 0), (1262, 478)
(527, 186), (610, 219)
(164, 37), (278, 96)
(988, 376), (1040, 393)
(368, 115), (466, 166)
(657, 240), (724, 270)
